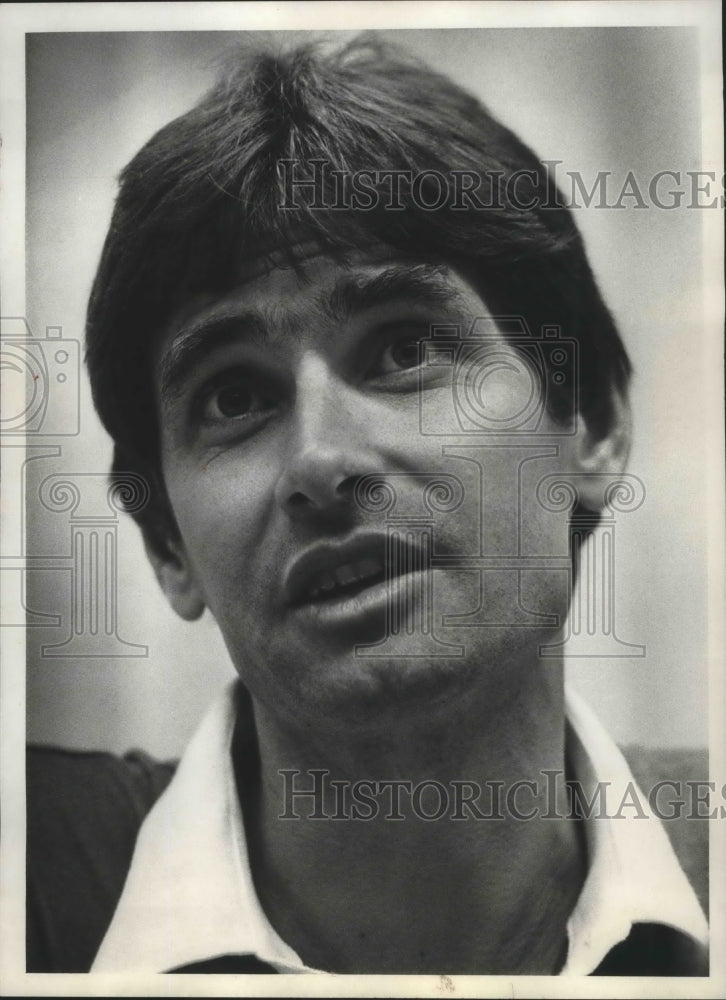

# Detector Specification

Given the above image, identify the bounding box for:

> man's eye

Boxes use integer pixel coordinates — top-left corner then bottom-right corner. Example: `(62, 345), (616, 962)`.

(373, 335), (424, 376)
(201, 377), (274, 422)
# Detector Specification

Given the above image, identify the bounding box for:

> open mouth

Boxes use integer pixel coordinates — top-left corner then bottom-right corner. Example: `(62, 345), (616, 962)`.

(284, 532), (425, 610)
(306, 556), (387, 603)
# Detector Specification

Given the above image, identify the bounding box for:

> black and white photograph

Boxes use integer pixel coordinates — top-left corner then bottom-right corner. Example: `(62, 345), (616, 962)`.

(1, 2), (724, 996)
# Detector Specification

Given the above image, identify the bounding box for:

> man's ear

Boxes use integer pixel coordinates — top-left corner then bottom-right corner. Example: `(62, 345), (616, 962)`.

(143, 532), (206, 621)
(571, 388), (632, 512)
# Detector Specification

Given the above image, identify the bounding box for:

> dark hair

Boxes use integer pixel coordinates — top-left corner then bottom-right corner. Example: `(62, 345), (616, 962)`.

(86, 35), (631, 551)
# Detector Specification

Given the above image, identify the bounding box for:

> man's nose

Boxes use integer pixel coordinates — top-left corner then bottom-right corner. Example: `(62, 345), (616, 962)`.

(273, 352), (379, 519)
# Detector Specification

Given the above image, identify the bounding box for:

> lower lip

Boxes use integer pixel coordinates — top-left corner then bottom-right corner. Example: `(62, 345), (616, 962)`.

(291, 569), (434, 636)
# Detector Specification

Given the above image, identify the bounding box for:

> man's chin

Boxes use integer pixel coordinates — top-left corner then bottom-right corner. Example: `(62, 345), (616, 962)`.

(260, 642), (502, 739)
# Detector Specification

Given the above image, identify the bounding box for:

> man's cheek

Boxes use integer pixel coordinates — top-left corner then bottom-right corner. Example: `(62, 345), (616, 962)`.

(169, 482), (261, 581)
(176, 450), (271, 521)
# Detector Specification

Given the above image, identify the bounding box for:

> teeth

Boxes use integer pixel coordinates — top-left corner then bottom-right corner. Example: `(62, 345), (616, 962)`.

(308, 557), (384, 601)
(335, 564), (358, 587)
(358, 557), (381, 578)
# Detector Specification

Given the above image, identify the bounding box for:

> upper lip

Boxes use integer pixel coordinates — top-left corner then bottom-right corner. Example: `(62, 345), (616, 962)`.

(283, 530), (425, 608)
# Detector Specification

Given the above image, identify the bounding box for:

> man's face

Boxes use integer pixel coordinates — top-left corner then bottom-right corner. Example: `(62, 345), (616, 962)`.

(154, 247), (582, 735)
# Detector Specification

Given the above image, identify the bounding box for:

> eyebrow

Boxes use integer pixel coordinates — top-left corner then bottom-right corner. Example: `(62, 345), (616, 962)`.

(158, 262), (465, 406)
(323, 263), (463, 322)
(158, 311), (272, 408)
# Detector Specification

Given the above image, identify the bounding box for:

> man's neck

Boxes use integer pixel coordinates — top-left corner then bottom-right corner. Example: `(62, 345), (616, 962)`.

(237, 668), (586, 974)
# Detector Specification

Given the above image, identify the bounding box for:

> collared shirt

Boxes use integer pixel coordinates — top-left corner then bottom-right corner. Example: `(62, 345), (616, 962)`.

(92, 681), (709, 974)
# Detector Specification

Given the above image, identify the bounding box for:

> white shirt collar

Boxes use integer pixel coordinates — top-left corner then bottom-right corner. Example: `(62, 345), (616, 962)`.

(92, 680), (708, 974)
(92, 683), (307, 974)
(561, 685), (708, 974)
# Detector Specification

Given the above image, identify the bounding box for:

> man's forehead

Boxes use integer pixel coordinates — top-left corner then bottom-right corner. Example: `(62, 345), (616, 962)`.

(165, 241), (462, 336)
(237, 238), (405, 283)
